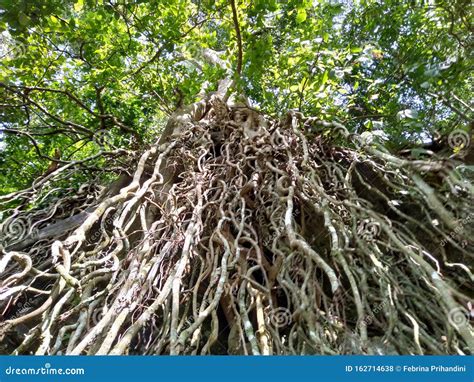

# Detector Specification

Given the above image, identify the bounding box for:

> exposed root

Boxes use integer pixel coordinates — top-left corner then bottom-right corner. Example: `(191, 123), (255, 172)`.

(0, 96), (473, 355)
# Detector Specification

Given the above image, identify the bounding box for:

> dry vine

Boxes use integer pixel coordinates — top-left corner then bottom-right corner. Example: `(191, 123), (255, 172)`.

(0, 95), (473, 355)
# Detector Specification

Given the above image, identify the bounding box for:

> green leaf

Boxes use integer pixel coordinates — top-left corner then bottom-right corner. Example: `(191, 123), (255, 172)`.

(74, 0), (84, 12)
(321, 70), (329, 86)
(296, 9), (307, 24)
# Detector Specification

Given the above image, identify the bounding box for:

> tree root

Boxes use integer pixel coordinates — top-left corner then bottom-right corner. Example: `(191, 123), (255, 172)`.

(0, 97), (473, 355)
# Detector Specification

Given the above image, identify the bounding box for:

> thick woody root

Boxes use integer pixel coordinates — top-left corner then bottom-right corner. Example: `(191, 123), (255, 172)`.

(0, 99), (473, 355)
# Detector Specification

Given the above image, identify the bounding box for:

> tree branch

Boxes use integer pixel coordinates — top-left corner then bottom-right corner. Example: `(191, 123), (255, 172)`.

(230, 0), (243, 75)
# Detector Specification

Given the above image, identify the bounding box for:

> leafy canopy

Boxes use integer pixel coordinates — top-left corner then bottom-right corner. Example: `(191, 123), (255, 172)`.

(0, 0), (472, 194)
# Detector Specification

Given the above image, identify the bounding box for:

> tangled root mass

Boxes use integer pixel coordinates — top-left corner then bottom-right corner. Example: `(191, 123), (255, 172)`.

(0, 96), (473, 355)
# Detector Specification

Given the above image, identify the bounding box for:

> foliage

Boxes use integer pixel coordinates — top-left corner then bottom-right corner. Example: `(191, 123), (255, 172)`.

(1, 0), (472, 195)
